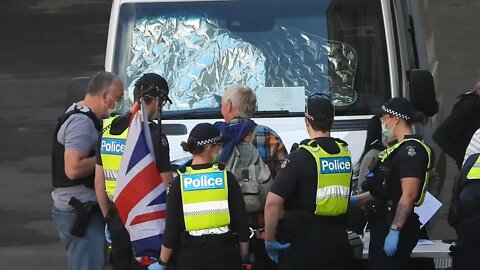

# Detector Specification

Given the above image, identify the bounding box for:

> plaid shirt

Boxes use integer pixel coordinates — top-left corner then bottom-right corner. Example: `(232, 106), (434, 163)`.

(229, 115), (287, 178)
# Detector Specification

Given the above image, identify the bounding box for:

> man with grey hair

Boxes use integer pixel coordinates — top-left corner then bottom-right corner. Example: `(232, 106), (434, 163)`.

(215, 84), (287, 270)
(51, 71), (124, 270)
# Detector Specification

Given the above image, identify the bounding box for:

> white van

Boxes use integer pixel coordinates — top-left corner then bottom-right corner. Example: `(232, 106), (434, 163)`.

(102, 0), (440, 168)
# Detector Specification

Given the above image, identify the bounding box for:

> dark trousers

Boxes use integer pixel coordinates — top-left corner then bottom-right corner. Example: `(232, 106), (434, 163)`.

(278, 226), (352, 270)
(452, 214), (480, 270)
(368, 216), (420, 270)
(107, 203), (145, 270)
(174, 233), (242, 270)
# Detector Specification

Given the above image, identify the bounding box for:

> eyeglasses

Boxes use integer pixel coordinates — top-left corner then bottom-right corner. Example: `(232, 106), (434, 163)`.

(141, 85), (172, 105)
(108, 94), (121, 108)
(143, 94), (169, 106)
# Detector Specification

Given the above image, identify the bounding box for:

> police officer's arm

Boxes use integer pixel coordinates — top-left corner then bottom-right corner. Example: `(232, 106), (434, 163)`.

(95, 165), (109, 218)
(226, 172), (250, 256)
(392, 178), (420, 229)
(265, 154), (299, 242)
(154, 131), (174, 186)
(94, 138), (110, 218)
(160, 177), (183, 264)
(264, 192), (285, 242)
(160, 172), (173, 187)
(392, 143), (428, 229)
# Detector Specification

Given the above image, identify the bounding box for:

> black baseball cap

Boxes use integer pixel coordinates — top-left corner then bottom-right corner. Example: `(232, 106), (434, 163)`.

(373, 97), (415, 121)
(134, 73), (172, 104)
(305, 93), (335, 121)
(188, 123), (230, 146)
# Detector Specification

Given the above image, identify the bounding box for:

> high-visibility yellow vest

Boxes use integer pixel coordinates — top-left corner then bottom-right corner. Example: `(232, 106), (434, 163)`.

(179, 165), (230, 232)
(300, 140), (352, 216)
(378, 138), (432, 206)
(467, 156), (480, 180)
(100, 116), (128, 199)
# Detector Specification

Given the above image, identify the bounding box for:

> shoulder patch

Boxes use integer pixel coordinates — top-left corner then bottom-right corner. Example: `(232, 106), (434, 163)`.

(280, 158), (291, 169)
(406, 145), (417, 157)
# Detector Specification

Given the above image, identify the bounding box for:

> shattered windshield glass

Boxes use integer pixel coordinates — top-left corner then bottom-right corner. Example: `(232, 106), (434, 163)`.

(113, 0), (390, 117)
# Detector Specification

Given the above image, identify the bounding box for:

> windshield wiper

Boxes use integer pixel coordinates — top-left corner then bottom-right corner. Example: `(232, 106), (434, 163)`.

(162, 109), (295, 120)
(162, 109), (222, 120)
(253, 110), (293, 117)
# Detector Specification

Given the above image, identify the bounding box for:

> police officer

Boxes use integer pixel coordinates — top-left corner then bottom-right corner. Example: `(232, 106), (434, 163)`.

(351, 97), (432, 270)
(158, 123), (250, 270)
(94, 73), (173, 270)
(263, 93), (353, 270)
(449, 152), (480, 270)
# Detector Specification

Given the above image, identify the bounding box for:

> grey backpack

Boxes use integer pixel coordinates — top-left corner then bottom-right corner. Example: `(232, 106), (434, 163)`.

(226, 126), (272, 213)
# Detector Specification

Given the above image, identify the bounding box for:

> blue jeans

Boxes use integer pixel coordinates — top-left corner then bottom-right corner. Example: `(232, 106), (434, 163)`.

(52, 206), (106, 270)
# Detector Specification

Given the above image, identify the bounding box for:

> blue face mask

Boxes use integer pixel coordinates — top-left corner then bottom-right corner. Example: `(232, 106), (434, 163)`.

(381, 118), (396, 139)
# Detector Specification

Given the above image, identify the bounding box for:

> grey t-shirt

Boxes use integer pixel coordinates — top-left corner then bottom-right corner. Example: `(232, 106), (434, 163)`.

(51, 103), (99, 211)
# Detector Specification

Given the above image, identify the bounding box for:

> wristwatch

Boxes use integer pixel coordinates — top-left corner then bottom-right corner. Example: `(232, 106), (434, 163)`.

(390, 224), (400, 231)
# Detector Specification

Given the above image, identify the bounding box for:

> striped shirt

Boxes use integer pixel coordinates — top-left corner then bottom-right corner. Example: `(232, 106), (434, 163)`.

(464, 128), (480, 166)
(230, 115), (288, 178)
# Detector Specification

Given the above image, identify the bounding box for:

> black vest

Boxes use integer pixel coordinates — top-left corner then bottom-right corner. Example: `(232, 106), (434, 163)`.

(51, 106), (102, 189)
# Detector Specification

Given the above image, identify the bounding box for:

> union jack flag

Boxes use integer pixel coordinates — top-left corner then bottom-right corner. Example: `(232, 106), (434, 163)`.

(113, 102), (166, 262)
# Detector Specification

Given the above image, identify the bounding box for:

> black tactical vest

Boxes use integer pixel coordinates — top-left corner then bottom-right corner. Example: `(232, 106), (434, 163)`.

(51, 106), (102, 189)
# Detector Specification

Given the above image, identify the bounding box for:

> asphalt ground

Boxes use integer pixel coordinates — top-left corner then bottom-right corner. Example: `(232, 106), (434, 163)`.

(0, 0), (479, 269)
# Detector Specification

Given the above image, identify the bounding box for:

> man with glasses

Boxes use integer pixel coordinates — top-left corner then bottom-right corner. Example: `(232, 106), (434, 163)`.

(51, 71), (124, 270)
(94, 73), (173, 270)
(264, 93), (354, 270)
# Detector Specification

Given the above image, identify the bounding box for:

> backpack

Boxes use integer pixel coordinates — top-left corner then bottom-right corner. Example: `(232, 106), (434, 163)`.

(448, 153), (480, 228)
(225, 125), (272, 213)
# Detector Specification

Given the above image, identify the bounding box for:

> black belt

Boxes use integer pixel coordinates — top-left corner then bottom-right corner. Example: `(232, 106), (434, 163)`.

(181, 232), (236, 247)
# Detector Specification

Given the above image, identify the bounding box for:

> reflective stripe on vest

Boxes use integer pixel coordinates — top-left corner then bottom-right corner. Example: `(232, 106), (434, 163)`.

(100, 116), (128, 199)
(378, 138), (432, 206)
(179, 165), (230, 232)
(300, 140), (352, 216)
(467, 156), (480, 180)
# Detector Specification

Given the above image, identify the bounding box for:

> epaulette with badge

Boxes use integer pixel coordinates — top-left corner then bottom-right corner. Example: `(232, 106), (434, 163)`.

(334, 138), (349, 150)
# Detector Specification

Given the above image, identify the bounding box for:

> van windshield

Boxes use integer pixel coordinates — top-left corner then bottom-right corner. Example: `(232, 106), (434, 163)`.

(112, 0), (390, 118)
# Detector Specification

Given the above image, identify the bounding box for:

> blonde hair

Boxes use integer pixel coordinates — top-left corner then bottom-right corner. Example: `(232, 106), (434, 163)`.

(222, 84), (257, 115)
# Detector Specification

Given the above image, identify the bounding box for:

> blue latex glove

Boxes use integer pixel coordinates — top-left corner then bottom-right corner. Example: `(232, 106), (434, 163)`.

(265, 240), (290, 263)
(104, 225), (111, 244)
(383, 229), (400, 256)
(147, 262), (166, 270)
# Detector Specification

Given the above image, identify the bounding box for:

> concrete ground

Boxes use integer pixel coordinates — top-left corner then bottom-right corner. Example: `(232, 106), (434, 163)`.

(0, 0), (479, 269)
